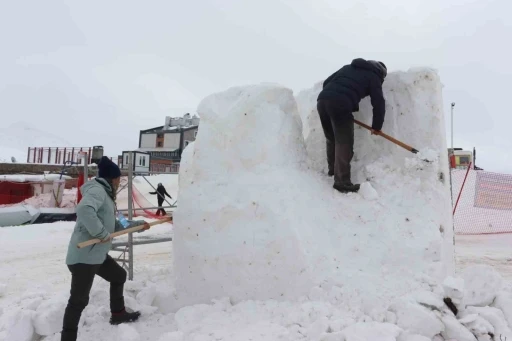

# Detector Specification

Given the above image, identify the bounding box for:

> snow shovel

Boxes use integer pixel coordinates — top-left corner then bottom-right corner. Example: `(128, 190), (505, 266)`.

(353, 119), (432, 162)
(77, 217), (172, 249)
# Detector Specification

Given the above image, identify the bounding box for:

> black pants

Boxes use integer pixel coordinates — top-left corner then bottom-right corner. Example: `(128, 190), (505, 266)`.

(61, 255), (126, 340)
(156, 199), (166, 216)
(317, 98), (355, 185)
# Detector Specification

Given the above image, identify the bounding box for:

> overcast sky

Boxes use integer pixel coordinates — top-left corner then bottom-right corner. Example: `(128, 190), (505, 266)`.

(1, 0), (511, 172)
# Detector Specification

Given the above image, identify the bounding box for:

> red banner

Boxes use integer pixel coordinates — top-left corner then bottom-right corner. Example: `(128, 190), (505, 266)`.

(474, 171), (512, 210)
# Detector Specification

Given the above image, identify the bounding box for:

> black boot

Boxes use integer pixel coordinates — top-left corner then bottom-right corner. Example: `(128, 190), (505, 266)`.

(333, 182), (360, 193)
(109, 309), (141, 325)
(61, 328), (77, 341)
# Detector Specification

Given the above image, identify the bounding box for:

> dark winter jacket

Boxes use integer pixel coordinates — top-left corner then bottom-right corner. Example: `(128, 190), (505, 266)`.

(150, 185), (172, 204)
(317, 58), (387, 131)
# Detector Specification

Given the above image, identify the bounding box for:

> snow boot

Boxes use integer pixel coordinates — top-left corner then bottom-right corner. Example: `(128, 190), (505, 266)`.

(333, 182), (360, 193)
(328, 170), (334, 177)
(109, 309), (141, 325)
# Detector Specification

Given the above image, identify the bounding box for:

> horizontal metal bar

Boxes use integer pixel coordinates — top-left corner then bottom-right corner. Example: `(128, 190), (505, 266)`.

(117, 206), (175, 212)
(145, 171), (179, 174)
(112, 238), (173, 247)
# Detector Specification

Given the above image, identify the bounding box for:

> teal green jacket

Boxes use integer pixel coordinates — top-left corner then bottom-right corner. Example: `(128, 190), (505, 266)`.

(66, 178), (144, 265)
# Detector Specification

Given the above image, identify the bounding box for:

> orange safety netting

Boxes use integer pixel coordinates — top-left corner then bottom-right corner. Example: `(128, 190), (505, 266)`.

(452, 169), (512, 235)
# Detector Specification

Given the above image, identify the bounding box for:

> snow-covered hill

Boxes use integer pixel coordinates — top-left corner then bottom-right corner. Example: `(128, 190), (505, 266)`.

(0, 122), (71, 163)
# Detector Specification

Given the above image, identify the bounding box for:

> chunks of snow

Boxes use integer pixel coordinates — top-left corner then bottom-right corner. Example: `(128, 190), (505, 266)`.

(2, 309), (36, 341)
(462, 265), (503, 306)
(340, 322), (402, 341)
(33, 296), (67, 336)
(116, 324), (140, 341)
(359, 181), (379, 200)
(493, 291), (512, 328)
(443, 276), (465, 303)
(174, 71), (453, 311)
(389, 296), (444, 339)
(441, 314), (478, 341)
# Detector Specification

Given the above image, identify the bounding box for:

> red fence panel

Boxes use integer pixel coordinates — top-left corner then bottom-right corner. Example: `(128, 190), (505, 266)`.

(452, 169), (512, 235)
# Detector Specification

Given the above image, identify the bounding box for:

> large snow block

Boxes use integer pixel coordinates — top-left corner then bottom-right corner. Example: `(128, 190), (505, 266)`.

(174, 72), (454, 310)
(296, 69), (454, 273)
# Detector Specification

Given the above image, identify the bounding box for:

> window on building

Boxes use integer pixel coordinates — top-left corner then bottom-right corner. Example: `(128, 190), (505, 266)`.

(194, 131), (198, 138)
(157, 141), (163, 147)
(459, 156), (470, 165)
(157, 133), (163, 138)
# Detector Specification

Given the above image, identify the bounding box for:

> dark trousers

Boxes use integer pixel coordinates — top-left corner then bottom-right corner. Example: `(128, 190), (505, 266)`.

(156, 199), (166, 216)
(61, 255), (126, 341)
(317, 99), (355, 185)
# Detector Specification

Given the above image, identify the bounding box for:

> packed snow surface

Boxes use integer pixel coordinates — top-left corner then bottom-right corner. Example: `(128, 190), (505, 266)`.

(173, 69), (454, 312)
(0, 222), (510, 341)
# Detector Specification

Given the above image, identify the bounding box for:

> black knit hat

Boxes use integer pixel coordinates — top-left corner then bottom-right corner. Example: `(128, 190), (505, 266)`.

(98, 156), (121, 179)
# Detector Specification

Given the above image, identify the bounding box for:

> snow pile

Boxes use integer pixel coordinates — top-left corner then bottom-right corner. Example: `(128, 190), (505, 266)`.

(0, 174), (72, 183)
(172, 71), (454, 314)
(19, 188), (77, 208)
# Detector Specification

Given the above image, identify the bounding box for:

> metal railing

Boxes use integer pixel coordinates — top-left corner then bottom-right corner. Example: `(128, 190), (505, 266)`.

(111, 151), (176, 280)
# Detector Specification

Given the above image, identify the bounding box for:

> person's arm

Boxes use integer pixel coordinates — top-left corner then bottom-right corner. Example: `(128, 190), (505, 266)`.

(164, 189), (172, 199)
(369, 78), (386, 131)
(76, 187), (110, 240)
(149, 191), (157, 195)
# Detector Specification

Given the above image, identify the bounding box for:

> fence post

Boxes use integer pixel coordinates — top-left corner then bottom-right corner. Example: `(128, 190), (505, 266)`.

(453, 162), (472, 215)
(127, 151), (134, 280)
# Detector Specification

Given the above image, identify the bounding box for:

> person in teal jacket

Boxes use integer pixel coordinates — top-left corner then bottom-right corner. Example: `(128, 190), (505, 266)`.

(61, 157), (150, 341)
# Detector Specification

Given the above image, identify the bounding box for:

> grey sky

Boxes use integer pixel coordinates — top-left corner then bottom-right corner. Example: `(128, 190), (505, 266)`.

(1, 0), (511, 172)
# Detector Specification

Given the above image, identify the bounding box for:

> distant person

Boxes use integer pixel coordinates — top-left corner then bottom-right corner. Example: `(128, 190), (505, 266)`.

(61, 156), (150, 341)
(149, 183), (173, 216)
(317, 58), (387, 193)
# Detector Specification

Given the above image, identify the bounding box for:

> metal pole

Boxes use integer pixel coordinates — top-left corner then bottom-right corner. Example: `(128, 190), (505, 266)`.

(127, 151), (134, 280)
(451, 102), (455, 152)
(83, 153), (88, 182)
(141, 175), (173, 208)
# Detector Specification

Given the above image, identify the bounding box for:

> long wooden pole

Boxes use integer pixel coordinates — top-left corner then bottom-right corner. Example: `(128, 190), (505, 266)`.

(354, 119), (420, 154)
(77, 217), (171, 249)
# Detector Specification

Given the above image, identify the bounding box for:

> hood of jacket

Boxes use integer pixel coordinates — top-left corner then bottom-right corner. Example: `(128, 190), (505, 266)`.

(351, 58), (387, 80)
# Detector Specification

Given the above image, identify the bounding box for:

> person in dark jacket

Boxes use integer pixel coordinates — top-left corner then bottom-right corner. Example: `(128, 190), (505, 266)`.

(317, 58), (387, 193)
(61, 157), (150, 341)
(149, 183), (173, 216)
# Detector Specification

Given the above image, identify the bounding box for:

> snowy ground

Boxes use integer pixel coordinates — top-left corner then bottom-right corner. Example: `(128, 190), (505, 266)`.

(0, 222), (510, 341)
(455, 234), (512, 282)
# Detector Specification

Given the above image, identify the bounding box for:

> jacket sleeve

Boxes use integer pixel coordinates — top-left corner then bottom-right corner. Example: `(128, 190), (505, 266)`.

(76, 187), (110, 240)
(369, 78), (386, 131)
(164, 189), (172, 198)
(149, 191), (156, 195)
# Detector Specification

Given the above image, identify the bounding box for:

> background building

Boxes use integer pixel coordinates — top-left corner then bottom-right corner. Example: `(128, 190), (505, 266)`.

(130, 113), (199, 173)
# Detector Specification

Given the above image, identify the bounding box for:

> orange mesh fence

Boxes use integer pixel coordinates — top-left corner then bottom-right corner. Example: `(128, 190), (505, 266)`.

(452, 169), (512, 235)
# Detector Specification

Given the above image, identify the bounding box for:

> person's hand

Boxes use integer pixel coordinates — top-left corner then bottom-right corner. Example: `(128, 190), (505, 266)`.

(371, 129), (381, 135)
(142, 222), (151, 231)
(100, 235), (113, 244)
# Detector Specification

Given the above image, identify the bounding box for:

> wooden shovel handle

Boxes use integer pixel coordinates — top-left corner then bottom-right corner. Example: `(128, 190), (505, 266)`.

(77, 217), (172, 249)
(353, 119), (419, 154)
